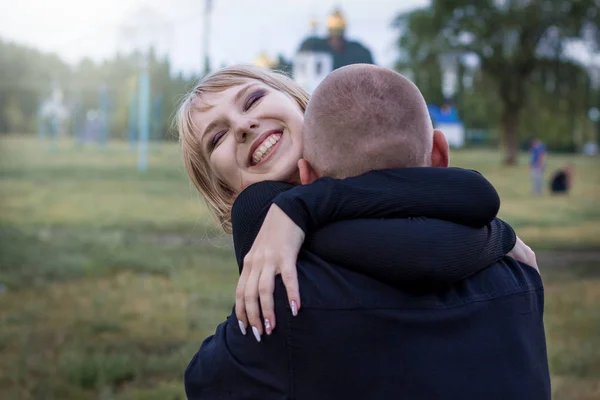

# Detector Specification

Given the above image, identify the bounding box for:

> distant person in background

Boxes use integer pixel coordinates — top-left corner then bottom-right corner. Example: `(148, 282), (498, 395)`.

(550, 163), (574, 195)
(530, 138), (547, 196)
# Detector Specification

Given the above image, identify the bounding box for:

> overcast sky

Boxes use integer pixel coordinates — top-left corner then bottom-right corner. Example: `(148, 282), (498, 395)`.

(0, 0), (429, 75)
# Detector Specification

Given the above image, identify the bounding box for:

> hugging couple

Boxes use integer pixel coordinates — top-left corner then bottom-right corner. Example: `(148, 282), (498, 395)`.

(177, 63), (549, 400)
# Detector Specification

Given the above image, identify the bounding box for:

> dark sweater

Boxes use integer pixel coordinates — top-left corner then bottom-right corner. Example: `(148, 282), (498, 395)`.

(185, 167), (550, 400)
(232, 167), (515, 288)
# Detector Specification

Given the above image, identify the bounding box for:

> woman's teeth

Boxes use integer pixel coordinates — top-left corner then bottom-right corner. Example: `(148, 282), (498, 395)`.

(252, 134), (281, 164)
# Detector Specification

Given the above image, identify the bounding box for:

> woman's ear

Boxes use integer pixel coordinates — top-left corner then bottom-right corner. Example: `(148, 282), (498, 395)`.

(431, 129), (449, 167)
(298, 159), (319, 185)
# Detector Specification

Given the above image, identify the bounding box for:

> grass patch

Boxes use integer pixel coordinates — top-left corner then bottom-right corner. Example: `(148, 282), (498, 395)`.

(59, 350), (136, 389)
(544, 262), (600, 399)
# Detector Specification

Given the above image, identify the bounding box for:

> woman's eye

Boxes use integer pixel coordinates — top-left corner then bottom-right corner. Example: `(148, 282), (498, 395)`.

(244, 90), (264, 111)
(212, 131), (226, 147)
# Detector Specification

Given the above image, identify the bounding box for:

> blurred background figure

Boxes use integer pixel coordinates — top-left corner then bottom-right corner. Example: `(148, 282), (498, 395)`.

(529, 138), (547, 196)
(550, 163), (575, 195)
(38, 82), (69, 150)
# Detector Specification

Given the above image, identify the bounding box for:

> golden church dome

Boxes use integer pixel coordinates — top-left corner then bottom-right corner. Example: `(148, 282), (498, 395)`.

(254, 51), (276, 68)
(327, 8), (346, 31)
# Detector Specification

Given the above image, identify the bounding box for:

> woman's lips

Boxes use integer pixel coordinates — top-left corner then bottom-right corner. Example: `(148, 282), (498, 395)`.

(248, 130), (283, 167)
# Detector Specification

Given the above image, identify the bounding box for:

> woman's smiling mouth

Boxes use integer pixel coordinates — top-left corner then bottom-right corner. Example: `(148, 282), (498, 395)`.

(249, 130), (283, 167)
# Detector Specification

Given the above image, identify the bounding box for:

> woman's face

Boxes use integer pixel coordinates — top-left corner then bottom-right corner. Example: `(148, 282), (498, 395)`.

(193, 79), (305, 193)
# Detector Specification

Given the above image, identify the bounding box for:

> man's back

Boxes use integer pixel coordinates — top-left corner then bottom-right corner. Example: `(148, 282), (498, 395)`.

(290, 251), (550, 399)
(185, 176), (550, 399)
(186, 248), (550, 400)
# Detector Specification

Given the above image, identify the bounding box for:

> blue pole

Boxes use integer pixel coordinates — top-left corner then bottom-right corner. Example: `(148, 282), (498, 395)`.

(152, 93), (164, 142)
(98, 84), (110, 149)
(49, 115), (58, 151)
(128, 92), (138, 151)
(72, 95), (84, 146)
(38, 100), (46, 140)
(137, 69), (150, 172)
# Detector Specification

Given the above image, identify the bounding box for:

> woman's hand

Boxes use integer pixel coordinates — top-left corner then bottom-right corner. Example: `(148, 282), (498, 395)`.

(235, 204), (304, 342)
(508, 236), (538, 272)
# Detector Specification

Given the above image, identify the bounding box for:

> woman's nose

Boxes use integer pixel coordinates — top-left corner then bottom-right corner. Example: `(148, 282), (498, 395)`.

(235, 118), (259, 143)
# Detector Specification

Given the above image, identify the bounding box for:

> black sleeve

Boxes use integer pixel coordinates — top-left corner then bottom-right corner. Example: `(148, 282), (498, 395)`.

(305, 217), (516, 288)
(231, 180), (514, 287)
(272, 167), (500, 232)
(231, 180), (295, 271)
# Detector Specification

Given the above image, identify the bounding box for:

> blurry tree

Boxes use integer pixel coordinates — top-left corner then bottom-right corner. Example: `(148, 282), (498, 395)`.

(520, 58), (596, 151)
(394, 0), (599, 164)
(456, 70), (501, 132)
(274, 54), (294, 76)
(0, 40), (70, 133)
(0, 39), (197, 139)
(394, 7), (446, 108)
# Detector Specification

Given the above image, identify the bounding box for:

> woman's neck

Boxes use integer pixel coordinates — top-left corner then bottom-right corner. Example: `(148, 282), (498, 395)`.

(286, 169), (302, 186)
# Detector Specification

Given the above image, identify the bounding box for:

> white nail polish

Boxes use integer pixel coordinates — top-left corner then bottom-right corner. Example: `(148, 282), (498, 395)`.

(252, 326), (261, 342)
(264, 319), (272, 334)
(238, 320), (247, 335)
(291, 301), (298, 316)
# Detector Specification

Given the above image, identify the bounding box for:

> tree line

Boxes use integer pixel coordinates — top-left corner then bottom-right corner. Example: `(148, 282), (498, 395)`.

(0, 0), (598, 163)
(394, 0), (599, 163)
(0, 39), (194, 141)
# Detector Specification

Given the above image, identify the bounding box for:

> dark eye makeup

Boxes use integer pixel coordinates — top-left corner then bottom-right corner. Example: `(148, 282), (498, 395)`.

(211, 130), (226, 147)
(244, 90), (265, 111)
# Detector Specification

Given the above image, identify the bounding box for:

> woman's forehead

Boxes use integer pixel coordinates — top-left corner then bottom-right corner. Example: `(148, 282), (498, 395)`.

(190, 80), (254, 135)
(195, 79), (264, 107)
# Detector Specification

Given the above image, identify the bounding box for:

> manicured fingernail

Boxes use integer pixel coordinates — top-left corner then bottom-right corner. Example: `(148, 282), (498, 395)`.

(264, 319), (272, 335)
(291, 301), (298, 316)
(238, 320), (246, 335)
(252, 326), (261, 342)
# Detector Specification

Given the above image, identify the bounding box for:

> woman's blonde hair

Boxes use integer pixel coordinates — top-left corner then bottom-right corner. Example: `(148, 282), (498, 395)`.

(176, 64), (310, 233)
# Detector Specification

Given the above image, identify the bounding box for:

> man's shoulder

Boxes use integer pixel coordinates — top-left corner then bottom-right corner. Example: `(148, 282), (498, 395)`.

(289, 257), (549, 399)
(294, 252), (542, 311)
(438, 257), (543, 308)
(185, 311), (290, 399)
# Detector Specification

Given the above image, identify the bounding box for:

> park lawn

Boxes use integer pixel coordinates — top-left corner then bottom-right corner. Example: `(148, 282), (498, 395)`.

(0, 135), (599, 399)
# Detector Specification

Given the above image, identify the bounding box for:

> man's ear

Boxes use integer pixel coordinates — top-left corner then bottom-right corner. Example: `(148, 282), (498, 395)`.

(298, 159), (319, 185)
(431, 129), (449, 167)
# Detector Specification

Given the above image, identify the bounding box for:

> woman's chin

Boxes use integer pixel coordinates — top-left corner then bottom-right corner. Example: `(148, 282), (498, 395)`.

(285, 169), (302, 185)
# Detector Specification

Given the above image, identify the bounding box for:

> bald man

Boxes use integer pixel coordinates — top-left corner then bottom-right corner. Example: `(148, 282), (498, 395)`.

(185, 65), (550, 400)
(303, 64), (440, 177)
(280, 64), (548, 399)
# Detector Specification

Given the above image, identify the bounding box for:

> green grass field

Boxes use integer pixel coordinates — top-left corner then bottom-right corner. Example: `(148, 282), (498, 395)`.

(1, 135), (599, 399)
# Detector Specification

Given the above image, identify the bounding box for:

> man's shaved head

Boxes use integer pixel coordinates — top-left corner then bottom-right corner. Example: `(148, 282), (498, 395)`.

(303, 64), (435, 179)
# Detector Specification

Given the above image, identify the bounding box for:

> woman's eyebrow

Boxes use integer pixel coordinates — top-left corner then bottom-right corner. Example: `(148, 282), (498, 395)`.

(233, 83), (259, 104)
(202, 121), (219, 141)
